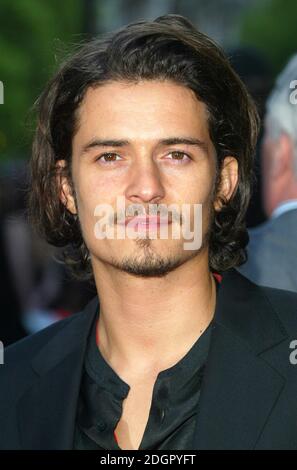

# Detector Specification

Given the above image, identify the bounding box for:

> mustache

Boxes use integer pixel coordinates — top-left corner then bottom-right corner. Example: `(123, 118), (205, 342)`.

(108, 205), (184, 225)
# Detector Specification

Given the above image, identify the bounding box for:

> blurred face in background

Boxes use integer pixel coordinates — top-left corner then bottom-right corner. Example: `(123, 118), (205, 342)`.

(262, 116), (296, 217)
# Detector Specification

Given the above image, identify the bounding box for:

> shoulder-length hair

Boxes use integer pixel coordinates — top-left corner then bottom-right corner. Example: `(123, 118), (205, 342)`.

(28, 13), (260, 280)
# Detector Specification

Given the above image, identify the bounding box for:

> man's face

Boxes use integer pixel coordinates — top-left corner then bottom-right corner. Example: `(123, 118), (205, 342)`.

(61, 80), (236, 277)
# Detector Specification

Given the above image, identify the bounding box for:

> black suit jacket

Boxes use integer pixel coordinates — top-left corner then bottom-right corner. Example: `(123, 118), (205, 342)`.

(1, 269), (297, 450)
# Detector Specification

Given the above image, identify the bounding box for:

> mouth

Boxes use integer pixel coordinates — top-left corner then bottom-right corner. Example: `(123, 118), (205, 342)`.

(118, 215), (172, 230)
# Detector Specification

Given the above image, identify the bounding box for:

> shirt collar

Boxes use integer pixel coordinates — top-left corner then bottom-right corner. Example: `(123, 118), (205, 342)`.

(85, 308), (213, 397)
(88, 276), (220, 393)
(271, 199), (297, 219)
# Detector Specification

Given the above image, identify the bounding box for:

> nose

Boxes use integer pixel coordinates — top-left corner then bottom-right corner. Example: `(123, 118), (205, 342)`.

(124, 157), (166, 205)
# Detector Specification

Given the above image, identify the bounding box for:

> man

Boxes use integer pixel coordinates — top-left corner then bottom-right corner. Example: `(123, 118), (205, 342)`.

(1, 14), (297, 450)
(239, 55), (297, 292)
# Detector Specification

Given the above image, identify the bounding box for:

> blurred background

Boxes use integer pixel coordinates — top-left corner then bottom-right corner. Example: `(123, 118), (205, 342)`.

(1, 0), (297, 345)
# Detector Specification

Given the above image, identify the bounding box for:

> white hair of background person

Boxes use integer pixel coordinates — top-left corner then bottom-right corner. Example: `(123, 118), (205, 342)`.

(265, 54), (297, 174)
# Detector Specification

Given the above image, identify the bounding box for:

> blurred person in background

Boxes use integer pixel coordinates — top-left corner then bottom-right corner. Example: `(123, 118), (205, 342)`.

(0, 212), (26, 346)
(239, 54), (297, 292)
(0, 161), (95, 341)
(0, 161), (28, 345)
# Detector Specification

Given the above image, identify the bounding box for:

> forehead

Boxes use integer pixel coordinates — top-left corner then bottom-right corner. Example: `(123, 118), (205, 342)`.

(74, 80), (210, 143)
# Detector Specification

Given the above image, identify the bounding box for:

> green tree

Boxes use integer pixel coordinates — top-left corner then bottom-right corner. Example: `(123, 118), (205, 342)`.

(240, 0), (297, 77)
(0, 0), (83, 160)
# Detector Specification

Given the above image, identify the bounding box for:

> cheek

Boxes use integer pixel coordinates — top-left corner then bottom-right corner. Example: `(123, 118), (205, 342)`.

(73, 167), (127, 247)
(192, 163), (217, 228)
(184, 162), (216, 204)
(75, 166), (114, 212)
(71, 172), (102, 243)
(261, 139), (273, 173)
(73, 157), (216, 213)
(174, 165), (216, 235)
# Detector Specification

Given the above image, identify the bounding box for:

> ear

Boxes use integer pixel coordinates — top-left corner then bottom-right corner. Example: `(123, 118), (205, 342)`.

(270, 132), (293, 178)
(214, 156), (239, 211)
(56, 159), (77, 215)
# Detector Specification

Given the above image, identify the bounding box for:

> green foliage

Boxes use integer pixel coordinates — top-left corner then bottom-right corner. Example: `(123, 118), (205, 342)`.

(0, 0), (83, 160)
(240, 0), (297, 77)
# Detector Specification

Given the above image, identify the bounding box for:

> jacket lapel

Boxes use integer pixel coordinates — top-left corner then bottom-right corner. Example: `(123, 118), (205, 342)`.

(17, 269), (289, 450)
(17, 296), (99, 450)
(193, 269), (288, 449)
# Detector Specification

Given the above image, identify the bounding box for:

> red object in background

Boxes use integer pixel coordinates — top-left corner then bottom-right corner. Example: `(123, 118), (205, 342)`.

(56, 308), (72, 319)
(213, 272), (222, 283)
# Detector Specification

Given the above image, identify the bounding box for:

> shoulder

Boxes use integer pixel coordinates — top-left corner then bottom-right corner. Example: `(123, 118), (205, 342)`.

(0, 294), (98, 381)
(0, 296), (98, 430)
(229, 269), (297, 334)
(249, 211), (297, 241)
(259, 284), (297, 331)
(3, 313), (78, 360)
(0, 313), (83, 421)
(0, 313), (81, 381)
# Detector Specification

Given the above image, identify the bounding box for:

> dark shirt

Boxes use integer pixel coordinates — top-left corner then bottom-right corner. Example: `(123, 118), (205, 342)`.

(73, 282), (218, 450)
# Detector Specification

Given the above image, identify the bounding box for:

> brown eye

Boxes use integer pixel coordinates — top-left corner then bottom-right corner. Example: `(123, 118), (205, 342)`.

(172, 151), (185, 160)
(166, 151), (191, 163)
(97, 153), (121, 163)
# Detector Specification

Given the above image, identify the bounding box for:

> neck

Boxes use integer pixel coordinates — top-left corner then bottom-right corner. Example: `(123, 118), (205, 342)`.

(92, 254), (216, 377)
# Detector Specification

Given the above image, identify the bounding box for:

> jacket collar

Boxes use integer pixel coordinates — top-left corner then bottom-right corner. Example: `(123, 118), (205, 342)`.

(18, 296), (99, 450)
(193, 268), (288, 449)
(18, 269), (288, 449)
(30, 296), (99, 377)
(213, 268), (288, 355)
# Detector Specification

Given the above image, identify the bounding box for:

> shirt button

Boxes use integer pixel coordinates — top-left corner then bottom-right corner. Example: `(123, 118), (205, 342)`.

(96, 421), (107, 432)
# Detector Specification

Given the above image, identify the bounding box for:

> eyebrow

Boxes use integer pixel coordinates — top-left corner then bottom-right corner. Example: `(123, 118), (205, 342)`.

(80, 137), (208, 154)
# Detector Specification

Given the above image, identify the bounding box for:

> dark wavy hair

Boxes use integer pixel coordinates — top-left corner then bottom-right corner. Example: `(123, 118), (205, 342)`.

(28, 13), (260, 280)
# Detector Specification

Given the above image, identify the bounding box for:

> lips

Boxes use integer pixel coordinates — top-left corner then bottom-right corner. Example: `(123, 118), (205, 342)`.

(118, 215), (172, 228)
